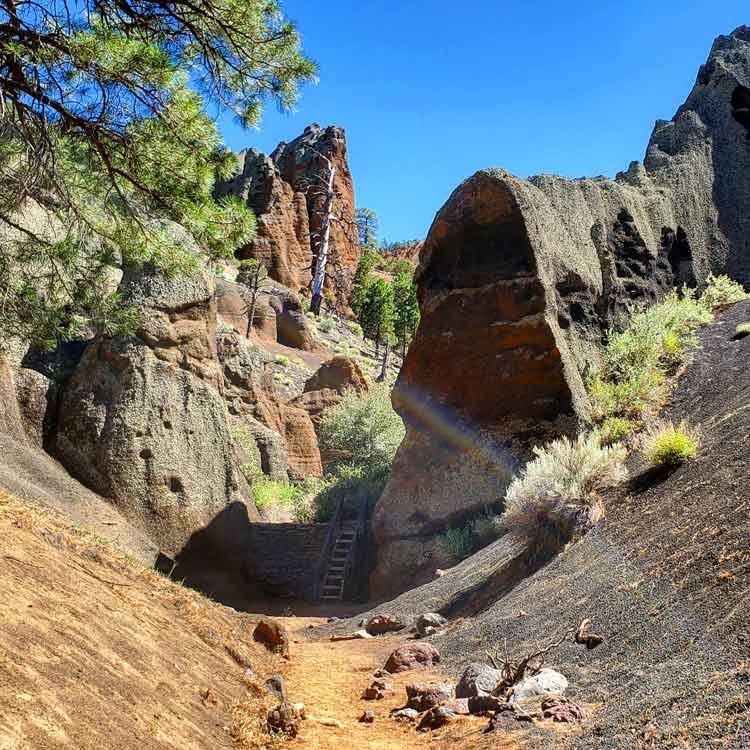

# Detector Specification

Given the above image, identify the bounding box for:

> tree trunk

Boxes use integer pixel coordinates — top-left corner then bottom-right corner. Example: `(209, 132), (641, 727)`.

(377, 340), (390, 382)
(246, 294), (257, 338)
(310, 161), (336, 316)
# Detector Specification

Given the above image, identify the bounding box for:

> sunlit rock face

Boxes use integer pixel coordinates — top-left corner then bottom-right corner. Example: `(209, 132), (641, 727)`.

(215, 124), (360, 299)
(371, 27), (750, 597)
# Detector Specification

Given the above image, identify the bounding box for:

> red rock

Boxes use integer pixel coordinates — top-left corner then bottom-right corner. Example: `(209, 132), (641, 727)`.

(384, 643), (440, 674)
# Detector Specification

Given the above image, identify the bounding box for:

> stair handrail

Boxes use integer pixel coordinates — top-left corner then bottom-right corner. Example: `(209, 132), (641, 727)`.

(312, 495), (346, 602)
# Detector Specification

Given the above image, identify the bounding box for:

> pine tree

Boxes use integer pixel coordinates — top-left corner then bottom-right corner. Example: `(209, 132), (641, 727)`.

(0, 0), (316, 349)
(393, 269), (420, 358)
(359, 278), (394, 357)
(350, 247), (379, 315)
(355, 208), (379, 248)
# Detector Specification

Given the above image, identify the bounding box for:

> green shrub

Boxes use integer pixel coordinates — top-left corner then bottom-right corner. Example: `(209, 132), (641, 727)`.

(472, 508), (502, 545)
(503, 433), (627, 549)
(311, 464), (389, 522)
(699, 274), (749, 311)
(253, 479), (298, 511)
(438, 525), (475, 561)
(597, 417), (635, 446)
(734, 323), (750, 339)
(589, 289), (713, 423)
(317, 315), (336, 332)
(319, 384), (405, 473)
(274, 354), (289, 367)
(346, 320), (363, 337)
(645, 421), (699, 467)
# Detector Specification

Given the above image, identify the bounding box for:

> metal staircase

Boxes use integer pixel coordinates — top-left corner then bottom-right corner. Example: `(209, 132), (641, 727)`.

(319, 522), (358, 602)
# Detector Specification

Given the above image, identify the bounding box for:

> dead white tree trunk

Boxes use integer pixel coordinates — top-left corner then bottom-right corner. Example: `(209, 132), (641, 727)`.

(310, 153), (336, 316)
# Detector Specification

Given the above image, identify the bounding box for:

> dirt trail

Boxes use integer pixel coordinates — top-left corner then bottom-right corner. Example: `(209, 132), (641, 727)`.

(280, 618), (525, 750)
(0, 491), (528, 750)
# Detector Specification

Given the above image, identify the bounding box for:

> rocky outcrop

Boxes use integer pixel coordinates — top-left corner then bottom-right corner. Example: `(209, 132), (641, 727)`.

(371, 26), (750, 596)
(54, 268), (257, 556)
(217, 330), (323, 480)
(215, 124), (360, 299)
(215, 277), (319, 352)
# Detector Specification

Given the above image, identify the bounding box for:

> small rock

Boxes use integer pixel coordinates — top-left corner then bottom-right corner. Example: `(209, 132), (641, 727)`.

(541, 695), (585, 723)
(384, 642), (440, 674)
(510, 669), (568, 702)
(359, 709), (375, 724)
(253, 618), (290, 658)
(405, 682), (452, 711)
(455, 662), (503, 698)
(365, 613), (405, 635)
(267, 701), (300, 737)
(362, 678), (391, 700)
(391, 707), (419, 722)
(485, 704), (518, 732)
(373, 668), (391, 679)
(443, 698), (470, 715)
(265, 674), (286, 700)
(415, 613), (447, 637)
(468, 694), (505, 716)
(417, 706), (456, 732)
(327, 616), (339, 623)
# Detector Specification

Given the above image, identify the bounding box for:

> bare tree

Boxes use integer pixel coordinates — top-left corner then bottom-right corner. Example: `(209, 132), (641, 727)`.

(300, 143), (356, 316)
(237, 259), (269, 337)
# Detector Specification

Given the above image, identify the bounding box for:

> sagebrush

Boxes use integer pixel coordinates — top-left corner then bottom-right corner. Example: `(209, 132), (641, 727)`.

(503, 434), (627, 550)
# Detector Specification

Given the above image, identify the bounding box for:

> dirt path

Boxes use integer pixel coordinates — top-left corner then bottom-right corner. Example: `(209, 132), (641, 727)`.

(280, 618), (525, 750)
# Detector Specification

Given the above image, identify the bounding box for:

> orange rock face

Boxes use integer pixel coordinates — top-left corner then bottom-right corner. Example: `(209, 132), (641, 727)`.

(216, 124), (360, 302)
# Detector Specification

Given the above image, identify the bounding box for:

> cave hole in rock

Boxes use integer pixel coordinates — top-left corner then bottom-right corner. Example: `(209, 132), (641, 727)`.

(731, 85), (750, 133)
(169, 477), (184, 493)
(139, 448), (152, 460)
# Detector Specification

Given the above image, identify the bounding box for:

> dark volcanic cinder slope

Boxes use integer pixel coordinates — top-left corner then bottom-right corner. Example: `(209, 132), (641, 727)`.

(338, 302), (750, 749)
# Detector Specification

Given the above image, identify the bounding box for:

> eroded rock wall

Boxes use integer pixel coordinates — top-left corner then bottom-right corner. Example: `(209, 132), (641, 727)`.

(54, 268), (258, 556)
(371, 27), (750, 596)
(216, 124), (360, 299)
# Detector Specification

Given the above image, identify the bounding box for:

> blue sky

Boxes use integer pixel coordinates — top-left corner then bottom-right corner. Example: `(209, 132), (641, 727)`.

(218, 2), (748, 243)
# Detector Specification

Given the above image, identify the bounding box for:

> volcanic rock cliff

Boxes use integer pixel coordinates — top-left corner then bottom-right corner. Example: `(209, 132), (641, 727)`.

(371, 26), (750, 596)
(215, 123), (360, 299)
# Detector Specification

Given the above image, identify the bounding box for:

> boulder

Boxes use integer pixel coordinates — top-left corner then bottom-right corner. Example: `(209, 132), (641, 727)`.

(541, 695), (585, 723)
(509, 669), (568, 702)
(384, 643), (440, 674)
(365, 614), (406, 636)
(253, 618), (290, 658)
(372, 27), (750, 596)
(218, 330), (322, 480)
(359, 709), (375, 724)
(303, 356), (368, 395)
(215, 278), (319, 352)
(455, 663), (503, 698)
(54, 267), (256, 555)
(405, 682), (452, 712)
(415, 612), (447, 637)
(416, 706), (456, 732)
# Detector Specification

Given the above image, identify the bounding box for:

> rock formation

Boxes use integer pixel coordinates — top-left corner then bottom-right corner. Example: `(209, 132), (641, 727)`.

(215, 277), (320, 352)
(54, 267), (258, 556)
(215, 124), (360, 300)
(217, 330), (323, 480)
(371, 26), (750, 596)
